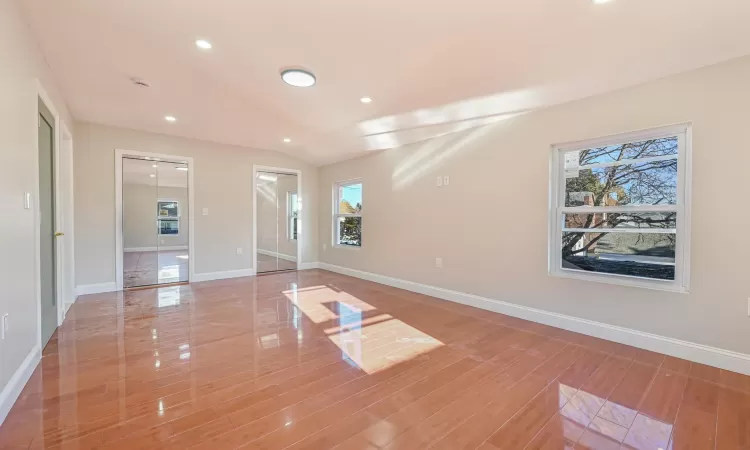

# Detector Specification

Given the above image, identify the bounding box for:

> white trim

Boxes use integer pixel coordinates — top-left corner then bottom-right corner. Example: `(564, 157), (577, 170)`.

(75, 282), (118, 296)
(333, 179), (363, 248)
(0, 346), (41, 426)
(549, 124), (692, 293)
(59, 121), (75, 323)
(318, 263), (750, 376)
(257, 248), (297, 262)
(298, 262), (319, 270)
(578, 154), (678, 170)
(115, 150), (195, 290)
(124, 246), (189, 252)
(252, 165), (303, 274)
(561, 228), (676, 234)
(193, 269), (255, 282)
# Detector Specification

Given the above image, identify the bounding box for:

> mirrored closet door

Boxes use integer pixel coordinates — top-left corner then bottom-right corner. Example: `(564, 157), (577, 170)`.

(122, 157), (189, 288)
(256, 171), (298, 274)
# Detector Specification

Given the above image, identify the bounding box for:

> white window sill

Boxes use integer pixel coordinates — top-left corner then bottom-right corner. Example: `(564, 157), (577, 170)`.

(550, 268), (689, 294)
(333, 244), (362, 250)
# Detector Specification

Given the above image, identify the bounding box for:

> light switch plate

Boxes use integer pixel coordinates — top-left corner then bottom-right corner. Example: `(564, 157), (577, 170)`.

(436, 176), (443, 187)
(24, 192), (31, 209)
(443, 176), (450, 186)
(202, 208), (209, 216)
(435, 257), (443, 268)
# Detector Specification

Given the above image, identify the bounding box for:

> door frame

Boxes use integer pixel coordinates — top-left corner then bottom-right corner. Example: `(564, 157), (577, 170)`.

(34, 80), (73, 350)
(114, 149), (195, 290)
(252, 165), (303, 274)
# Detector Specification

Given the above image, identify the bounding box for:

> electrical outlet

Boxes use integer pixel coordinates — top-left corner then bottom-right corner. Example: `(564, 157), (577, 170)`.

(435, 258), (443, 268)
(24, 193), (31, 209)
(436, 176), (443, 187)
(236, 248), (243, 255)
(202, 208), (209, 216)
(443, 176), (450, 186)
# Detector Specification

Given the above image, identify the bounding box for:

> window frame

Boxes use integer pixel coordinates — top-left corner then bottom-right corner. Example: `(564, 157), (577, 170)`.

(157, 199), (180, 236)
(548, 124), (692, 293)
(333, 179), (363, 249)
(287, 190), (298, 241)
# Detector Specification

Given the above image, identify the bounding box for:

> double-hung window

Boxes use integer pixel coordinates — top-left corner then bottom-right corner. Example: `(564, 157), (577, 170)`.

(287, 191), (299, 240)
(157, 200), (180, 235)
(550, 124), (691, 292)
(334, 180), (362, 247)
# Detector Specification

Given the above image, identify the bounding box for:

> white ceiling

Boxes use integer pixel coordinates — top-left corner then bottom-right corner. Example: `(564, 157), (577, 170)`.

(20, 0), (750, 165)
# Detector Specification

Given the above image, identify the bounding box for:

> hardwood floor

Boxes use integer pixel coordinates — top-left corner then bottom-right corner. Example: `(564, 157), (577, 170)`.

(2, 269), (749, 449)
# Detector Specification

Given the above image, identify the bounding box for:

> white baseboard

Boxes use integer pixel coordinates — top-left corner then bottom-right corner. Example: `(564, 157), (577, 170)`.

(124, 246), (188, 252)
(298, 262), (320, 270)
(257, 249), (298, 262)
(319, 262), (750, 375)
(76, 282), (118, 296)
(193, 268), (256, 282)
(0, 345), (40, 426)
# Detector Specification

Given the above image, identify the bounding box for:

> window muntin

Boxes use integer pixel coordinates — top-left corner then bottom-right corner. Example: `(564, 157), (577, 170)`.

(551, 125), (690, 291)
(334, 181), (362, 247)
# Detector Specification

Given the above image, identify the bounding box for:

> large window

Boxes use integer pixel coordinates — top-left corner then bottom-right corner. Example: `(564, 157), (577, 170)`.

(334, 180), (362, 247)
(288, 191), (299, 240)
(157, 200), (180, 235)
(550, 124), (691, 291)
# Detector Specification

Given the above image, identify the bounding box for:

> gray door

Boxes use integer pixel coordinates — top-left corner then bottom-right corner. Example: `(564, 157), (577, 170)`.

(38, 99), (57, 348)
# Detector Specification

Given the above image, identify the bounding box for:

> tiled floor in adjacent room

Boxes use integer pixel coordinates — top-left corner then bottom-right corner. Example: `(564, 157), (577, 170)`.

(1, 269), (749, 449)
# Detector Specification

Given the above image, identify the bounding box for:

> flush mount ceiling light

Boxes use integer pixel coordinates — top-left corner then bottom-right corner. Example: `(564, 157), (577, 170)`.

(281, 69), (316, 87)
(360, 97), (372, 104)
(195, 39), (212, 49)
(165, 115), (177, 122)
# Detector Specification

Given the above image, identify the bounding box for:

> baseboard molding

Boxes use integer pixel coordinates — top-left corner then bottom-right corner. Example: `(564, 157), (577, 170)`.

(298, 262), (320, 270)
(318, 262), (750, 375)
(124, 246), (188, 252)
(193, 268), (256, 282)
(76, 282), (118, 296)
(0, 345), (40, 426)
(257, 249), (298, 262)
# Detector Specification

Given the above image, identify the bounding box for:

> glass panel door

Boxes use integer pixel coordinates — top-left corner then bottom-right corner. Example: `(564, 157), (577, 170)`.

(122, 157), (159, 288)
(156, 161), (189, 284)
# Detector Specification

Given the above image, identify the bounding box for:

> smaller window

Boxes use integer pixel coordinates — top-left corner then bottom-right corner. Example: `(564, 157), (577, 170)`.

(334, 180), (362, 247)
(157, 200), (180, 235)
(287, 191), (299, 240)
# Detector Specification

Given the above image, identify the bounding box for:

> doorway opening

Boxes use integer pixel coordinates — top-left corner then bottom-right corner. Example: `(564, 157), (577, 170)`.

(253, 166), (301, 275)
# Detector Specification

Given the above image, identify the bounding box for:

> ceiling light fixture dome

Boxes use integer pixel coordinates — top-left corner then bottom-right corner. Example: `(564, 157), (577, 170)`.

(281, 69), (316, 87)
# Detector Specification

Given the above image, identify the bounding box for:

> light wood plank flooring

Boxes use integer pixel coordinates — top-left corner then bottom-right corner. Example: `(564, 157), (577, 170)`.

(1, 269), (749, 449)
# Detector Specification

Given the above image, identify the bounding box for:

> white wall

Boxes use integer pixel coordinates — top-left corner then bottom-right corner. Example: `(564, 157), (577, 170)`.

(319, 55), (750, 356)
(0, 0), (73, 419)
(123, 184), (189, 250)
(74, 122), (318, 285)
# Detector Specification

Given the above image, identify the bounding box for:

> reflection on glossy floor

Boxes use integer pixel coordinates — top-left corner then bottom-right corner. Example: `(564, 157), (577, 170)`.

(124, 250), (189, 288)
(2, 270), (750, 449)
(256, 253), (296, 274)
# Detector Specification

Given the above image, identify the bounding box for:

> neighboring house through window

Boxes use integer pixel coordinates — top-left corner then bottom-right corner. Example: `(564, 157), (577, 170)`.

(549, 124), (691, 291)
(334, 180), (362, 247)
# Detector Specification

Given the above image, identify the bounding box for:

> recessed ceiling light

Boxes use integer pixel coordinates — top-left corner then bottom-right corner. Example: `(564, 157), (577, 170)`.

(152, 164), (158, 168)
(195, 39), (212, 49)
(165, 115), (176, 122)
(283, 138), (291, 143)
(281, 69), (316, 87)
(360, 97), (372, 104)
(592, 0), (613, 3)
(149, 174), (156, 178)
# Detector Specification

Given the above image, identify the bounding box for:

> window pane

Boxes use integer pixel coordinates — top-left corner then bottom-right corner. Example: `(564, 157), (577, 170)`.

(562, 231), (675, 280)
(567, 136), (678, 166)
(158, 201), (179, 217)
(159, 219), (179, 235)
(337, 216), (361, 247)
(565, 159), (677, 207)
(563, 212), (676, 230)
(338, 183), (362, 214)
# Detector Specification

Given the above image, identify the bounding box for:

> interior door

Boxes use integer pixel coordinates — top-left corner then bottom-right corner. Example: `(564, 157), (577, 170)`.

(38, 98), (57, 348)
(256, 171), (298, 274)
